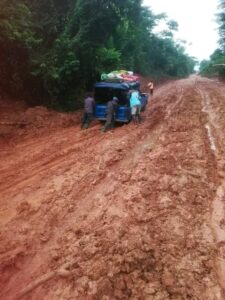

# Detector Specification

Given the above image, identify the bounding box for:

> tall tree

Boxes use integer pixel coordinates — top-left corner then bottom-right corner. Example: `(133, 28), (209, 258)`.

(0, 0), (195, 108)
(199, 0), (225, 76)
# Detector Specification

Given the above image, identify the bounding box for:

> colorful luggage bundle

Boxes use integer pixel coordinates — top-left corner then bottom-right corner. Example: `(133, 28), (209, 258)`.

(101, 70), (139, 83)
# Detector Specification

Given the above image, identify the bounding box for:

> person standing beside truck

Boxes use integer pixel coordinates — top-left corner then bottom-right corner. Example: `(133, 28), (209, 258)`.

(101, 97), (119, 132)
(130, 90), (141, 124)
(147, 81), (154, 96)
(81, 93), (95, 129)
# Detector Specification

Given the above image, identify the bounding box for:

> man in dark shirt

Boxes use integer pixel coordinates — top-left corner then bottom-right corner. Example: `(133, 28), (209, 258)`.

(81, 93), (95, 129)
(101, 97), (119, 132)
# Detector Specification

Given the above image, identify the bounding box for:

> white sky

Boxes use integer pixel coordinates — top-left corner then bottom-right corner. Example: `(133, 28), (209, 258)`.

(143, 0), (219, 62)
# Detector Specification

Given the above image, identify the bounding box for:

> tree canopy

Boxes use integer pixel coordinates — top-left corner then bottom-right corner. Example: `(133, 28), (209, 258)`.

(0, 0), (195, 109)
(199, 0), (225, 76)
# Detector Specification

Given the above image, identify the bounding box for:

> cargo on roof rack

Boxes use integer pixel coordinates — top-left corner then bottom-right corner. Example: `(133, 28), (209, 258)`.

(101, 70), (140, 83)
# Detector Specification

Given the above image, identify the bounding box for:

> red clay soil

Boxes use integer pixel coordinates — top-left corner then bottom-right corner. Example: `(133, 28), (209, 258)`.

(1, 76), (225, 299)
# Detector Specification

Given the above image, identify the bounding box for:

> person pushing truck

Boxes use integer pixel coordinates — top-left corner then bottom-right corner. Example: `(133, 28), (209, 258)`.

(101, 97), (119, 132)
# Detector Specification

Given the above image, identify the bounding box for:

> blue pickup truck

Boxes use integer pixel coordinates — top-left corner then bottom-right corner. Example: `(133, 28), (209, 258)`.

(94, 81), (148, 123)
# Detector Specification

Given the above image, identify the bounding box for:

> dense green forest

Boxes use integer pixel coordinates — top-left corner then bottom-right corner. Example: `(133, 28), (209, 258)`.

(199, 0), (225, 76)
(0, 0), (195, 109)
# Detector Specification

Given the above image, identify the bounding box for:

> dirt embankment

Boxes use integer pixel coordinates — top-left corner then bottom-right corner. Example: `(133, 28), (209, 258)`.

(0, 98), (81, 145)
(1, 76), (225, 299)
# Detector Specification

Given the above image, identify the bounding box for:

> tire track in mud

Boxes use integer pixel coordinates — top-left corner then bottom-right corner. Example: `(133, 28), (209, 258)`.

(0, 90), (166, 298)
(0, 124), (104, 179)
(0, 123), (120, 192)
(197, 84), (225, 295)
(1, 77), (225, 299)
(0, 106), (166, 298)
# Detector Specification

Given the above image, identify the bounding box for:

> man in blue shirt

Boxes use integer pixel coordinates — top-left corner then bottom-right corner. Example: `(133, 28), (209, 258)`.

(129, 90), (141, 124)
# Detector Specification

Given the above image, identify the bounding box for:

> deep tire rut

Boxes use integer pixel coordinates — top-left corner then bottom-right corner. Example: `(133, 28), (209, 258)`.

(1, 76), (225, 299)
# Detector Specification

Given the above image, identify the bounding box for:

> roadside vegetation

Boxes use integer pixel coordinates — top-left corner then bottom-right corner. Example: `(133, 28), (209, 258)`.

(199, 0), (225, 77)
(0, 0), (195, 109)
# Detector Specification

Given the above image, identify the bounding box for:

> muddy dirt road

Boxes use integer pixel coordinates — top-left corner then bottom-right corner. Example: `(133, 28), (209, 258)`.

(1, 76), (225, 299)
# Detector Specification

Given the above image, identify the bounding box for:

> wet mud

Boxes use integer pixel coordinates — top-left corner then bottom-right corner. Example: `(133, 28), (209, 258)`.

(1, 76), (225, 299)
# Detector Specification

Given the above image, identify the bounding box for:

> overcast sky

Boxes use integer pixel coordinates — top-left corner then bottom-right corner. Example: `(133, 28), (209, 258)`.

(143, 0), (219, 62)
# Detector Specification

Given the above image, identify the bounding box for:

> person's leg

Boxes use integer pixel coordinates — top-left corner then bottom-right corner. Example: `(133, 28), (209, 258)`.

(81, 112), (88, 129)
(111, 114), (116, 129)
(137, 105), (142, 123)
(102, 113), (113, 132)
(131, 106), (137, 124)
(85, 113), (93, 128)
